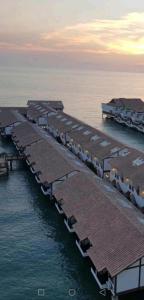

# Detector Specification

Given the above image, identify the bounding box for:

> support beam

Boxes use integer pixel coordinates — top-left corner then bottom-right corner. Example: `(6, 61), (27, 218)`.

(10, 160), (12, 171)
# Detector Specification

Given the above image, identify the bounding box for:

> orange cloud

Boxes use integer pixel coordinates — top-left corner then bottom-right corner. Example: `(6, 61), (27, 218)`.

(41, 12), (144, 55)
(0, 12), (144, 57)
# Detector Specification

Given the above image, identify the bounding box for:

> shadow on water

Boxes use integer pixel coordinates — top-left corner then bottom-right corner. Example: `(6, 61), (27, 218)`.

(101, 118), (144, 152)
(0, 136), (16, 152)
(121, 290), (144, 300)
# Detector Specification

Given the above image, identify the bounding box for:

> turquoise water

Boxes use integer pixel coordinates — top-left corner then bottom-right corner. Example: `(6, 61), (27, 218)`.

(0, 67), (144, 299)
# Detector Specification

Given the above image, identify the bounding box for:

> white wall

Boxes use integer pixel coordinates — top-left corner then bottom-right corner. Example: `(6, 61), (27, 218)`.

(117, 268), (139, 293)
(38, 116), (47, 126)
(102, 103), (115, 114)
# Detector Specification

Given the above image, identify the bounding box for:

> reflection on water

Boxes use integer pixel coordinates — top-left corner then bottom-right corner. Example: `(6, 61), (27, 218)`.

(101, 118), (144, 152)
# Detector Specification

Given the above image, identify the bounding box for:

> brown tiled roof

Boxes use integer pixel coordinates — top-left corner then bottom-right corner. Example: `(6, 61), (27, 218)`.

(108, 98), (144, 112)
(110, 149), (144, 191)
(27, 100), (64, 110)
(54, 172), (144, 277)
(48, 112), (127, 161)
(10, 117), (144, 278)
(27, 103), (56, 122)
(12, 122), (42, 148)
(0, 107), (27, 115)
(0, 109), (25, 128)
(25, 139), (78, 184)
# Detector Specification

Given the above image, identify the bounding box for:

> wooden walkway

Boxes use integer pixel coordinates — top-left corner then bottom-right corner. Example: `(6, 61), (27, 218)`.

(5, 153), (25, 161)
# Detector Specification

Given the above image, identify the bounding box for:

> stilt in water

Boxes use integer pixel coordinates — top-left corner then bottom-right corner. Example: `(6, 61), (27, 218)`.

(10, 160), (13, 171)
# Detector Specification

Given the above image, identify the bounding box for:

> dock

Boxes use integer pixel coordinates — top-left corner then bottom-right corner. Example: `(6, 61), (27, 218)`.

(0, 100), (144, 300)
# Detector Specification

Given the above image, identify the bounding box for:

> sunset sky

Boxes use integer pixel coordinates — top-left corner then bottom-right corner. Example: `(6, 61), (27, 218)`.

(1, 0), (144, 72)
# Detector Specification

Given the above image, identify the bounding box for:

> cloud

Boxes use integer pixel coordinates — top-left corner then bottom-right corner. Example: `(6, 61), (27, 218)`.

(0, 12), (144, 60)
(41, 12), (144, 55)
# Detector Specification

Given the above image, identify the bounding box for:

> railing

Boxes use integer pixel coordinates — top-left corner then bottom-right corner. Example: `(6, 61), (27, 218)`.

(5, 154), (25, 161)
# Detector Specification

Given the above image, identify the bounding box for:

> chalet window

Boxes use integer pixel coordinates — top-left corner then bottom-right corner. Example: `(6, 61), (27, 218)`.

(100, 140), (111, 147)
(110, 147), (120, 154)
(68, 216), (77, 227)
(137, 186), (140, 195)
(66, 121), (72, 125)
(80, 238), (92, 252)
(61, 118), (67, 122)
(76, 126), (84, 131)
(83, 130), (91, 135)
(91, 135), (99, 142)
(72, 124), (79, 129)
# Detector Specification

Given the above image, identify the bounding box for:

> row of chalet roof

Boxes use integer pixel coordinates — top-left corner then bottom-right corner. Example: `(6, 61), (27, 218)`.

(43, 109), (144, 195)
(108, 98), (144, 113)
(0, 101), (144, 282)
(110, 150), (144, 191)
(47, 111), (125, 161)
(0, 101), (144, 197)
(27, 100), (64, 110)
(11, 120), (144, 279)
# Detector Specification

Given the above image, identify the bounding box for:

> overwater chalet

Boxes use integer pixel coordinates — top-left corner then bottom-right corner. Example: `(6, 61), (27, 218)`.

(7, 104), (144, 212)
(54, 172), (144, 299)
(46, 111), (129, 177)
(102, 98), (144, 133)
(27, 102), (56, 126)
(27, 100), (64, 111)
(1, 105), (144, 299)
(38, 110), (144, 212)
(24, 138), (81, 196)
(12, 120), (87, 195)
(0, 109), (26, 136)
(109, 149), (144, 210)
(12, 122), (43, 151)
(11, 119), (144, 299)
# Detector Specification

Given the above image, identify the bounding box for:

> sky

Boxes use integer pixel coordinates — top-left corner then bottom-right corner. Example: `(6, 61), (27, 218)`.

(0, 0), (144, 72)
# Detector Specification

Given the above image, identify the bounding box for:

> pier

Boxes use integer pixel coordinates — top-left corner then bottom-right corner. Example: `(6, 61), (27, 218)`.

(1, 100), (144, 300)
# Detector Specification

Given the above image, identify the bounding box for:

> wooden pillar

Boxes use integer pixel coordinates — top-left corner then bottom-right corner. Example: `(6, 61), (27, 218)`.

(50, 183), (53, 200)
(10, 160), (12, 171)
(6, 161), (9, 175)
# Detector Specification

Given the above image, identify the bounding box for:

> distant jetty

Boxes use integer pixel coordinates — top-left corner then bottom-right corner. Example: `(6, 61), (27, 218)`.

(0, 100), (144, 300)
(102, 98), (144, 133)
